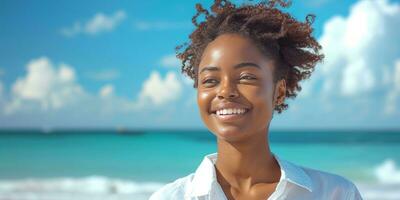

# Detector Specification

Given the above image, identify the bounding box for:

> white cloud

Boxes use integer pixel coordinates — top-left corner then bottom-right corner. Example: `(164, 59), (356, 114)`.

(395, 61), (400, 89)
(99, 84), (114, 98)
(61, 10), (126, 37)
(85, 10), (126, 34)
(133, 20), (190, 31)
(138, 71), (182, 106)
(87, 69), (120, 81)
(315, 0), (400, 98)
(0, 56), (193, 128)
(385, 60), (400, 114)
(2, 57), (185, 116)
(341, 59), (376, 95)
(160, 54), (180, 68)
(7, 57), (85, 113)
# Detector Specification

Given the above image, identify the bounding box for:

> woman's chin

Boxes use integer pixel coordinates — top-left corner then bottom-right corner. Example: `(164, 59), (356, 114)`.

(213, 126), (248, 141)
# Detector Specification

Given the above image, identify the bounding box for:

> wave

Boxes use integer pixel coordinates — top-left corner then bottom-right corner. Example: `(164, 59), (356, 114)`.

(357, 182), (400, 200)
(0, 176), (164, 200)
(374, 158), (400, 184)
(1, 173), (400, 200)
(351, 159), (400, 199)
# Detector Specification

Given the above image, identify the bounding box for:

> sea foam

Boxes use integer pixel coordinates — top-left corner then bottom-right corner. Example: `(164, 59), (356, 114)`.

(374, 158), (400, 184)
(357, 182), (400, 200)
(1, 169), (400, 200)
(354, 158), (400, 200)
(0, 176), (164, 200)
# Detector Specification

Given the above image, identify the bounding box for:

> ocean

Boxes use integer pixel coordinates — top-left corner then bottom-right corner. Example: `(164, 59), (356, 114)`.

(0, 129), (399, 200)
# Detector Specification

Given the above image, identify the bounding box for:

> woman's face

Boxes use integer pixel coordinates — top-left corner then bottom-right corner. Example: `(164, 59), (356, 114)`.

(197, 33), (286, 142)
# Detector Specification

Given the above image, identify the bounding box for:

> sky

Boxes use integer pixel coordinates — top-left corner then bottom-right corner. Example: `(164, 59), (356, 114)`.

(0, 0), (399, 130)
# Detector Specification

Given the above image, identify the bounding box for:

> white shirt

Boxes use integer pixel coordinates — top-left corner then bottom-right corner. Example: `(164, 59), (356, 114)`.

(149, 152), (363, 200)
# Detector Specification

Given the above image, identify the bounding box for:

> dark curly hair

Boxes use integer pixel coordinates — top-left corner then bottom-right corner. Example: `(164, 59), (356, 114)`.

(176, 0), (324, 113)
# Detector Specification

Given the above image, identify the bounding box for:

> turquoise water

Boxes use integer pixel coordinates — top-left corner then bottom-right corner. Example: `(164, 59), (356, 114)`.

(1, 130), (399, 182)
(0, 129), (400, 199)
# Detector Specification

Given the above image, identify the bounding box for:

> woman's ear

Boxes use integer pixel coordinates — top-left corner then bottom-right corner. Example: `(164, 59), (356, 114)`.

(274, 79), (286, 106)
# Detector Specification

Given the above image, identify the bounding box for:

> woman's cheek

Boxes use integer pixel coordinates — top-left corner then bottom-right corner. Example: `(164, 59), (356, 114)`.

(197, 89), (213, 117)
(249, 85), (274, 119)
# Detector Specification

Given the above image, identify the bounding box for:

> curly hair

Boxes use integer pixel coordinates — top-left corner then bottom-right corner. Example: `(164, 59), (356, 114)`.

(176, 0), (324, 113)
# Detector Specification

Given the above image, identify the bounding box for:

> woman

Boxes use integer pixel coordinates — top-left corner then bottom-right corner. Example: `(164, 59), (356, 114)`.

(150, 0), (363, 199)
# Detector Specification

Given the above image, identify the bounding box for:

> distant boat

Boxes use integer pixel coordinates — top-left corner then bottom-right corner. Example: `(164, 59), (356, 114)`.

(115, 127), (145, 135)
(116, 127), (127, 133)
(41, 127), (53, 134)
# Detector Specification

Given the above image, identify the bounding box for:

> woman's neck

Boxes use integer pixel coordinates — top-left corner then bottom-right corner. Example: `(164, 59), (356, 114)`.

(214, 128), (281, 191)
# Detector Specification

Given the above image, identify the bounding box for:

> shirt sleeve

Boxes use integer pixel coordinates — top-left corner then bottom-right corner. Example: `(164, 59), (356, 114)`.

(148, 184), (174, 200)
(148, 178), (188, 200)
(148, 189), (164, 200)
(346, 182), (363, 200)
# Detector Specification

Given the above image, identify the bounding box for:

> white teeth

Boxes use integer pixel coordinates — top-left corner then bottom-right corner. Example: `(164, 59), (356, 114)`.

(216, 108), (247, 115)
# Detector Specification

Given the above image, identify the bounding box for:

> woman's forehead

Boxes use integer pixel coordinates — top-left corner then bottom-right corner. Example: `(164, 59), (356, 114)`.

(199, 34), (273, 70)
(203, 34), (260, 56)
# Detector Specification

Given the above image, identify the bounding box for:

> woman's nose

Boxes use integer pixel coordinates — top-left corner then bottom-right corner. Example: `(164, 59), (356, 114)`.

(217, 79), (239, 99)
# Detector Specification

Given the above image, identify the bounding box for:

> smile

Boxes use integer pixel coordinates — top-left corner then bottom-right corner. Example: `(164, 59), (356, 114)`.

(216, 108), (247, 115)
(211, 108), (250, 122)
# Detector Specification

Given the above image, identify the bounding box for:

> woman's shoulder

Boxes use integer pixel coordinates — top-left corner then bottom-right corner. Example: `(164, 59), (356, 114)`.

(299, 165), (362, 199)
(300, 165), (356, 186)
(148, 173), (195, 200)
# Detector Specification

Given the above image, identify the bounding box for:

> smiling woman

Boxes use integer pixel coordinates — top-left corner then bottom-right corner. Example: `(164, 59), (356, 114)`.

(150, 0), (362, 200)
(197, 34), (283, 143)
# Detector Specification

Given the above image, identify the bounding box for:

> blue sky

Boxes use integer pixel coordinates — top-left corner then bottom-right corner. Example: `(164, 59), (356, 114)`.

(0, 0), (399, 130)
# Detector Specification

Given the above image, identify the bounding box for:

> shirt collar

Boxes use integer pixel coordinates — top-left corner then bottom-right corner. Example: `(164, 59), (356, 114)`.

(273, 153), (313, 192)
(188, 152), (219, 197)
(188, 152), (313, 197)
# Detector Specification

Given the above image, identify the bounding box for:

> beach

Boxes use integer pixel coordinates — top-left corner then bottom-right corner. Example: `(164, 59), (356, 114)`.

(0, 130), (399, 200)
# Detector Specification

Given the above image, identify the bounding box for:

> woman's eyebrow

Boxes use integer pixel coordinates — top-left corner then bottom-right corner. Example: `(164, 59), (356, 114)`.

(234, 62), (261, 69)
(199, 66), (219, 74)
(199, 62), (261, 74)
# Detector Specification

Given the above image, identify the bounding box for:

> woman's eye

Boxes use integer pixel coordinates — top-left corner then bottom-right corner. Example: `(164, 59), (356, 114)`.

(240, 75), (256, 80)
(202, 78), (218, 85)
